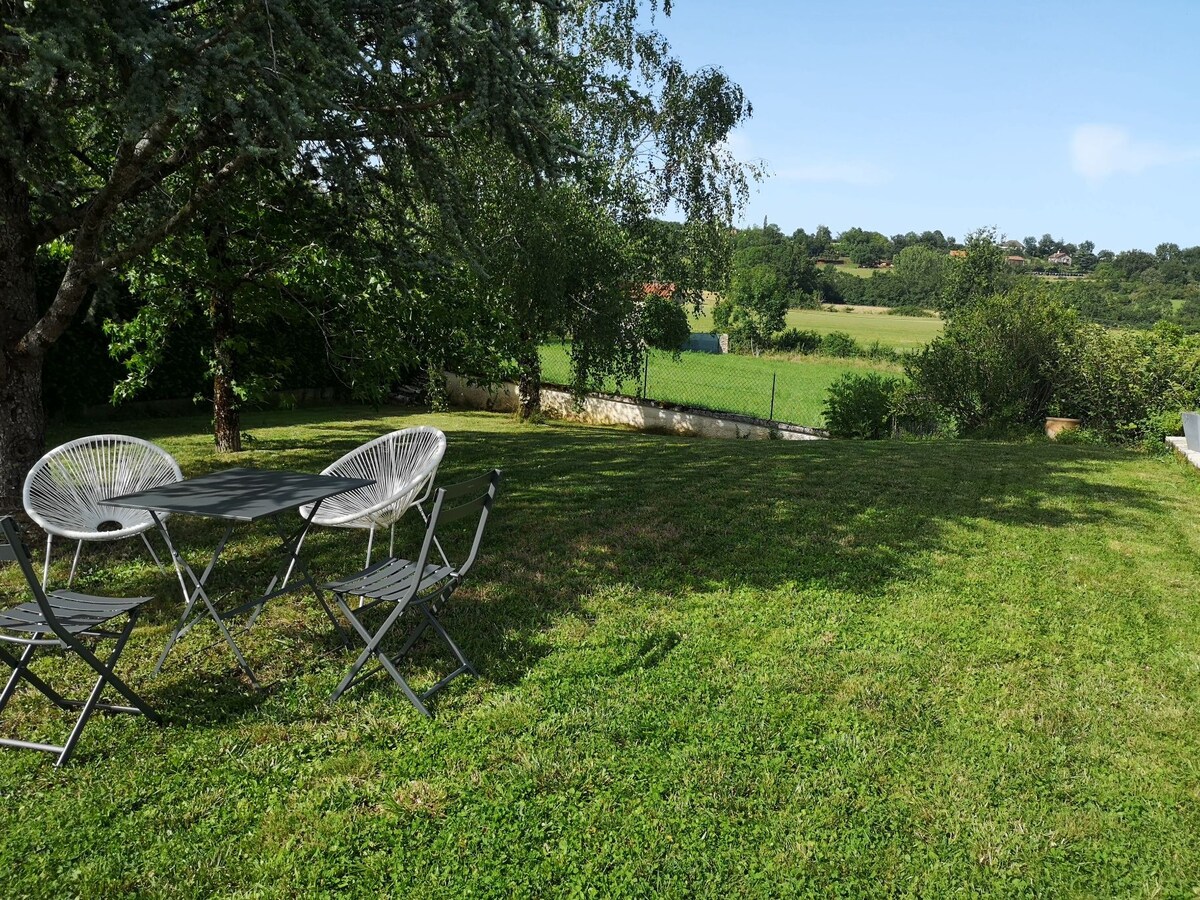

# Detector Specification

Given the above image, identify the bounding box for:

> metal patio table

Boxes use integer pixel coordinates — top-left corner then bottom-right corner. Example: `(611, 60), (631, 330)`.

(105, 467), (374, 687)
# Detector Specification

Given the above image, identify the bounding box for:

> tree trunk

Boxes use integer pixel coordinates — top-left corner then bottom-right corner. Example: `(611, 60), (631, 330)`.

(207, 222), (241, 452)
(211, 281), (241, 453)
(0, 159), (43, 518)
(516, 342), (542, 420)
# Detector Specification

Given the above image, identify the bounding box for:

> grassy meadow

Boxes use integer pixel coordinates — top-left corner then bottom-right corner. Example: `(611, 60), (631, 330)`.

(540, 342), (897, 426)
(2, 407), (1199, 896)
(820, 260), (880, 279)
(689, 302), (942, 351)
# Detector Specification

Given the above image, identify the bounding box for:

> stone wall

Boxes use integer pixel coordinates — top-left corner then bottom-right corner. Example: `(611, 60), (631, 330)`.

(445, 374), (827, 442)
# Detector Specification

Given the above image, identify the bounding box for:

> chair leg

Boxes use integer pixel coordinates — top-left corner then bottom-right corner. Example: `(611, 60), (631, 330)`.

(67, 617), (161, 727)
(0, 628), (157, 767)
(0, 643), (72, 714)
(330, 595), (413, 704)
(329, 595), (471, 716)
(56, 638), (127, 767)
(360, 527), (377, 608)
(420, 603), (479, 678)
(373, 649), (432, 717)
(43, 533), (53, 589)
(67, 539), (84, 588)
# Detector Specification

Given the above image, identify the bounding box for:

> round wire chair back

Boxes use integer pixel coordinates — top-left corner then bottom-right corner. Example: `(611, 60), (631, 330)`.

(300, 427), (447, 530)
(23, 434), (183, 541)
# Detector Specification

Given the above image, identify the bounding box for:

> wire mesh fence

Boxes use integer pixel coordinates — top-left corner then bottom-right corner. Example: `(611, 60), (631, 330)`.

(539, 344), (838, 427)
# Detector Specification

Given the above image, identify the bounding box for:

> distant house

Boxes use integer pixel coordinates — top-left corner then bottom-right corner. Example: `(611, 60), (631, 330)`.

(643, 282), (677, 298)
(1006, 255), (1027, 266)
(1048, 250), (1072, 267)
(949, 249), (967, 259)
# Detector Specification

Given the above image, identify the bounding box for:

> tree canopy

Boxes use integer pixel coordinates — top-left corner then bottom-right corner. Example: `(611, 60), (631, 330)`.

(0, 0), (758, 511)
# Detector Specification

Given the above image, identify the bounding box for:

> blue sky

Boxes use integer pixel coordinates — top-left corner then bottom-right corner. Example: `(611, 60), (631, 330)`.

(652, 0), (1200, 252)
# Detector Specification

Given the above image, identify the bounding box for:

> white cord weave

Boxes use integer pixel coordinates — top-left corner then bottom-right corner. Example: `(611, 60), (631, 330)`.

(299, 426), (447, 531)
(23, 434), (183, 542)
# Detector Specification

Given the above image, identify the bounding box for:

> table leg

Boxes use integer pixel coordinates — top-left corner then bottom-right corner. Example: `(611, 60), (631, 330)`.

(272, 501), (349, 646)
(222, 500), (350, 648)
(151, 513), (260, 687)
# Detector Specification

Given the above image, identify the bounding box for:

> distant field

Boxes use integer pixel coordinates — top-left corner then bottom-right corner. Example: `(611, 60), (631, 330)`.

(690, 302), (942, 351)
(541, 343), (899, 426)
(821, 261), (878, 279)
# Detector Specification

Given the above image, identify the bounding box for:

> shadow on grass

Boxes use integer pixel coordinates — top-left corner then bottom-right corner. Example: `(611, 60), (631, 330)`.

(13, 408), (1174, 722)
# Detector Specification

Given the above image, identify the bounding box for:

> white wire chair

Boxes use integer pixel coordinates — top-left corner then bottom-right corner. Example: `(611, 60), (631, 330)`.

(22, 434), (183, 589)
(293, 426), (448, 574)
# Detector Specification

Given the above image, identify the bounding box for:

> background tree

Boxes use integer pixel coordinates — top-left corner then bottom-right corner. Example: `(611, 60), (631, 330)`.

(839, 227), (892, 268)
(811, 225), (834, 258)
(892, 244), (948, 307)
(713, 264), (786, 351)
(497, 0), (755, 413)
(0, 0), (568, 514)
(468, 173), (646, 419)
(1075, 240), (1098, 273)
(108, 172), (363, 452)
(939, 227), (1014, 316)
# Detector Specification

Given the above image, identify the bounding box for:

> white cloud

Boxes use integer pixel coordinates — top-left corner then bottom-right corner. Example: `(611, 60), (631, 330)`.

(719, 132), (756, 161)
(777, 162), (889, 186)
(1070, 124), (1200, 180)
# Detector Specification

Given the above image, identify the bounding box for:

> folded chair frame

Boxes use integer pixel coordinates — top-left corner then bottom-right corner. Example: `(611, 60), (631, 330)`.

(0, 516), (161, 767)
(324, 469), (502, 716)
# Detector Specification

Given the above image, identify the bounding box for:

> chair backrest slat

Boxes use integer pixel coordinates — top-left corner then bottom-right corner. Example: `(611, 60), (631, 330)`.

(435, 493), (490, 526)
(436, 469), (498, 503)
(412, 469), (502, 582)
(0, 517), (62, 632)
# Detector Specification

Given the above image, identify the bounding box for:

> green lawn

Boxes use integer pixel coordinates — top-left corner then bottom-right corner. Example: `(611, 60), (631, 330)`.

(540, 343), (897, 425)
(689, 303), (943, 351)
(3, 407), (1200, 897)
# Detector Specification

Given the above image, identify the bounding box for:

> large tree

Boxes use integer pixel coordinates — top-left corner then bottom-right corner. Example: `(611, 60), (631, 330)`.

(892, 244), (948, 307)
(939, 227), (1014, 316)
(474, 0), (755, 417)
(0, 0), (566, 514)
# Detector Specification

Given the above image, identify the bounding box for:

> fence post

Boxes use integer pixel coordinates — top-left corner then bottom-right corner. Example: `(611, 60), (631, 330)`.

(642, 353), (649, 400)
(769, 372), (776, 421)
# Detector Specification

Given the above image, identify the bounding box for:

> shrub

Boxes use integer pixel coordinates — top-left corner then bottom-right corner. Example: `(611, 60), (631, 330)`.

(864, 340), (901, 363)
(1140, 409), (1185, 451)
(1053, 323), (1200, 441)
(890, 382), (954, 438)
(820, 331), (860, 358)
(888, 304), (933, 318)
(824, 372), (902, 439)
(905, 284), (1077, 433)
(773, 327), (821, 353)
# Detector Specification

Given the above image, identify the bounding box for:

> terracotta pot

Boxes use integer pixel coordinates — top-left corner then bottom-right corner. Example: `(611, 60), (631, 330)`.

(1045, 416), (1081, 440)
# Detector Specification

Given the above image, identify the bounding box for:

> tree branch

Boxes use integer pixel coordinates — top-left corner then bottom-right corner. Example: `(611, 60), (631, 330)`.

(15, 151), (252, 361)
(94, 152), (254, 275)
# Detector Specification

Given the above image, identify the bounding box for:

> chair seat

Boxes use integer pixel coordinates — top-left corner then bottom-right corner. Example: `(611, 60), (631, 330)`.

(323, 558), (455, 604)
(0, 591), (152, 636)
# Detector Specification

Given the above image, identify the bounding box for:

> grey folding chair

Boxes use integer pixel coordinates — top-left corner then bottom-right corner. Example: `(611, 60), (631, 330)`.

(0, 516), (161, 766)
(324, 469), (502, 715)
